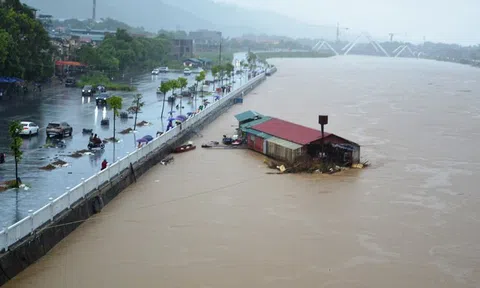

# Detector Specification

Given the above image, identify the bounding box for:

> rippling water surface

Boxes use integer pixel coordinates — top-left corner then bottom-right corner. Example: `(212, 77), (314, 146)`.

(6, 56), (480, 288)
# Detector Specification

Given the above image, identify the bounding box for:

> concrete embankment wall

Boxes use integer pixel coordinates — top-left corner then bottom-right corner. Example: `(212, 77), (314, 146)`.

(0, 74), (267, 286)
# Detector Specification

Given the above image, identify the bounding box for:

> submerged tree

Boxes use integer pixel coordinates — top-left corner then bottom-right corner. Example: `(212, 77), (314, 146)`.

(8, 121), (23, 188)
(159, 80), (171, 119)
(106, 96), (123, 160)
(130, 94), (145, 131)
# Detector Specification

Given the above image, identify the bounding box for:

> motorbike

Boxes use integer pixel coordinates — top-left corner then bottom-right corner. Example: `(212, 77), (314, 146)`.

(88, 141), (105, 150)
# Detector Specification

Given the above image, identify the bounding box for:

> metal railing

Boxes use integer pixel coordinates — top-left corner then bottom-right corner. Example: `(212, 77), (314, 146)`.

(0, 73), (266, 251)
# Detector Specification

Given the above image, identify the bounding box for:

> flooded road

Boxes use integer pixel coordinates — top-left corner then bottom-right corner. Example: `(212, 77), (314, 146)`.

(5, 56), (480, 287)
(0, 54), (249, 224)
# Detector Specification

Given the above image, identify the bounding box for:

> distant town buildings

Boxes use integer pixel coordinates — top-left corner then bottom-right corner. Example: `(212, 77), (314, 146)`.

(188, 30), (222, 52)
(170, 39), (194, 61)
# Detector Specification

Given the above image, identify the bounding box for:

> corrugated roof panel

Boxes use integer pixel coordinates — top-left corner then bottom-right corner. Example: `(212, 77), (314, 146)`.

(267, 136), (303, 150)
(252, 117), (331, 145)
(240, 116), (271, 129)
(235, 110), (263, 122)
(244, 128), (273, 139)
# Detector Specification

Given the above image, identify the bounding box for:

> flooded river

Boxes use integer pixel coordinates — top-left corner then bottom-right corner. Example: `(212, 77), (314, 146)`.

(5, 56), (480, 287)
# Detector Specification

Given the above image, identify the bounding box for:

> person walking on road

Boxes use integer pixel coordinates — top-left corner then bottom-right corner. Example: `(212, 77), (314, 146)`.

(101, 159), (108, 171)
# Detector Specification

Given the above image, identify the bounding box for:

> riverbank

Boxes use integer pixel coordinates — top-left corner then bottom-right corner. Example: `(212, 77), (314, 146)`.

(256, 51), (335, 60)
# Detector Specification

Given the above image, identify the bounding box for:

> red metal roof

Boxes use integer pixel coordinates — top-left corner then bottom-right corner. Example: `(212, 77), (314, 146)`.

(251, 118), (331, 145)
(55, 61), (87, 67)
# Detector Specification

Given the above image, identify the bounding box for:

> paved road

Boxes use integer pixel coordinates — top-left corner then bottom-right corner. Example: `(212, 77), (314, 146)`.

(0, 52), (249, 225)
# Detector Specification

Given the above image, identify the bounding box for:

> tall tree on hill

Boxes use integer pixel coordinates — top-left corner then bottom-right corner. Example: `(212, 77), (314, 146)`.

(0, 0), (54, 81)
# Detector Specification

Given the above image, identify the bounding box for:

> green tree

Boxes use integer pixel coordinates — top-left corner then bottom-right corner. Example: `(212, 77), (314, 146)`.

(177, 77), (188, 115)
(0, 0), (54, 81)
(170, 79), (180, 95)
(72, 28), (171, 74)
(177, 77), (188, 93)
(210, 65), (219, 90)
(195, 71), (206, 111)
(224, 63), (234, 85)
(130, 94), (144, 131)
(8, 121), (23, 188)
(106, 96), (123, 160)
(159, 81), (172, 119)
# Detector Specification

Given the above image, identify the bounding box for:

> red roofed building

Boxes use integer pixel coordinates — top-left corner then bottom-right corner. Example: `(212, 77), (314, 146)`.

(237, 112), (360, 164)
(251, 118), (330, 145)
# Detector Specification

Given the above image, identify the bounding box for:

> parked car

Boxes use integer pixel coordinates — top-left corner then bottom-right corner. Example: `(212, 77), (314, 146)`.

(46, 122), (73, 138)
(19, 121), (40, 136)
(151, 68), (160, 75)
(96, 93), (110, 106)
(65, 77), (76, 87)
(181, 90), (192, 97)
(82, 85), (94, 96)
(158, 67), (169, 73)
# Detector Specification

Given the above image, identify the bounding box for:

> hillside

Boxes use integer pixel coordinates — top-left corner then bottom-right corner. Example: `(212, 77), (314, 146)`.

(23, 0), (336, 39)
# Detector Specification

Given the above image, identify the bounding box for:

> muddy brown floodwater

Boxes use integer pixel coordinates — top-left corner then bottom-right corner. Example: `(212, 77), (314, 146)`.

(5, 56), (480, 288)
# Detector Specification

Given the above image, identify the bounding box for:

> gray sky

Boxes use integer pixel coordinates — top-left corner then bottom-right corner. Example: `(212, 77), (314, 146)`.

(215, 0), (479, 45)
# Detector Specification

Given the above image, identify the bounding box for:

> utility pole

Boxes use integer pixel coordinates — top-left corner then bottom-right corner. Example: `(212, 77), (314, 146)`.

(218, 39), (222, 65)
(92, 0), (96, 21)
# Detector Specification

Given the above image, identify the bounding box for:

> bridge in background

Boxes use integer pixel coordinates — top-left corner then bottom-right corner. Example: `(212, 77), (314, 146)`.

(312, 31), (421, 58)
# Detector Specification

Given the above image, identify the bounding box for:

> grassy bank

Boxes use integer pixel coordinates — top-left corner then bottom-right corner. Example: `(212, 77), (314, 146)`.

(77, 74), (136, 92)
(256, 51), (335, 60)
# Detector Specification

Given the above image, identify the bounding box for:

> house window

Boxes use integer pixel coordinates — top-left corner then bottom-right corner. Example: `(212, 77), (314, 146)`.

(250, 135), (255, 141)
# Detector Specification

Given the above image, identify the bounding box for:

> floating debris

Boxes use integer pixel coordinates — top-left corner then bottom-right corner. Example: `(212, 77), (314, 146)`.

(68, 149), (91, 158)
(51, 159), (67, 166)
(39, 164), (56, 171)
(160, 155), (174, 165)
(104, 137), (120, 143)
(263, 157), (366, 174)
(120, 128), (133, 134)
(136, 120), (151, 127)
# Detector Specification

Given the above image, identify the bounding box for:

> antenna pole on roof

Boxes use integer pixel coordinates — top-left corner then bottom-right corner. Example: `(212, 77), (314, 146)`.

(318, 115), (329, 159)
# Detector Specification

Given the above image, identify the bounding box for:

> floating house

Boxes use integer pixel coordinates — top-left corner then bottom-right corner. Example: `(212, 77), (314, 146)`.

(235, 111), (360, 164)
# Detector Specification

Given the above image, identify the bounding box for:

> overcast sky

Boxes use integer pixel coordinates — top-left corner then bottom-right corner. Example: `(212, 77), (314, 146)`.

(215, 0), (479, 45)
